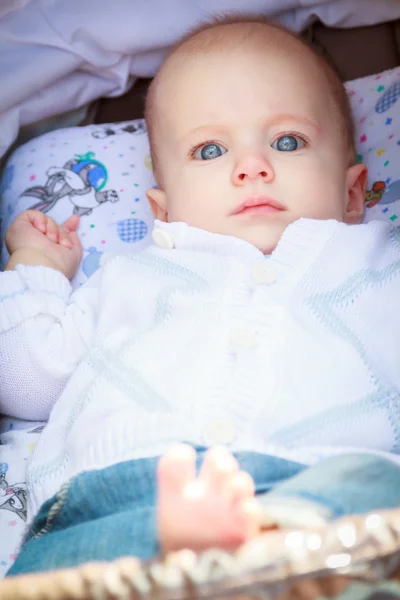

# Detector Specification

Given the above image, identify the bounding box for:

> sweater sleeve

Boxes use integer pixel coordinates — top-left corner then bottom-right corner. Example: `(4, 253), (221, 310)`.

(0, 264), (100, 420)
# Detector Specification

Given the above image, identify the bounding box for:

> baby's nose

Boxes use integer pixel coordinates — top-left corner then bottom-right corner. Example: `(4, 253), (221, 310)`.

(231, 154), (274, 185)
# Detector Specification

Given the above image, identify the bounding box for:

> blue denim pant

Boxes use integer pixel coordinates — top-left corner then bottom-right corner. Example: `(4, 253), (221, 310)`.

(8, 449), (400, 576)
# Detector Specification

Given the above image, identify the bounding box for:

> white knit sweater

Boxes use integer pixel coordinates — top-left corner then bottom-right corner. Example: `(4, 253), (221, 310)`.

(1, 218), (400, 517)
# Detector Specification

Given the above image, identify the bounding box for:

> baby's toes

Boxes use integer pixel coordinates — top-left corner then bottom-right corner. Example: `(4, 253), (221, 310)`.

(230, 471), (255, 503)
(200, 446), (239, 493)
(215, 497), (263, 549)
(234, 497), (264, 539)
(158, 444), (196, 496)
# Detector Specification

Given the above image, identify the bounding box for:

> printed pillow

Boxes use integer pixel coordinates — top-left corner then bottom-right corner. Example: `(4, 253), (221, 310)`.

(345, 66), (400, 226)
(0, 119), (156, 288)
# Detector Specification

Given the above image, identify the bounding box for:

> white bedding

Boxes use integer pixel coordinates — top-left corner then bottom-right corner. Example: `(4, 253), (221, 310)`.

(1, 0), (400, 160)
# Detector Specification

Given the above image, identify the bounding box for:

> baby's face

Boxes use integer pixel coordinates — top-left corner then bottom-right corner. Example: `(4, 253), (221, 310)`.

(148, 45), (365, 254)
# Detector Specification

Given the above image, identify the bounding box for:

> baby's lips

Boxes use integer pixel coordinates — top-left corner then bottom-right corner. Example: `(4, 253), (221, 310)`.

(232, 195), (285, 215)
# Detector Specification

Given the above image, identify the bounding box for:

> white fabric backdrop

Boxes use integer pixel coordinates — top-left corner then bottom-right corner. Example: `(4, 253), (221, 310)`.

(1, 0), (400, 159)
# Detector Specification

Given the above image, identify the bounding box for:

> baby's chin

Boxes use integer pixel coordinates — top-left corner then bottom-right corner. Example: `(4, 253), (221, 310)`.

(252, 240), (279, 256)
(226, 221), (288, 255)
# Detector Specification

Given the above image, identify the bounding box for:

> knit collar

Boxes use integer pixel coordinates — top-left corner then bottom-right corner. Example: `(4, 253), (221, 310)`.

(153, 220), (263, 260)
(151, 218), (341, 288)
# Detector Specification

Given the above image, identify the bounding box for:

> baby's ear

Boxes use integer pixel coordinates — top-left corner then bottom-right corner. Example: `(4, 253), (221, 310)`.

(344, 163), (368, 224)
(146, 187), (168, 222)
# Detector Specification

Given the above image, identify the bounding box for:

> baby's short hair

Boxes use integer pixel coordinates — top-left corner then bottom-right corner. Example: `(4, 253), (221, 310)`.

(145, 15), (356, 182)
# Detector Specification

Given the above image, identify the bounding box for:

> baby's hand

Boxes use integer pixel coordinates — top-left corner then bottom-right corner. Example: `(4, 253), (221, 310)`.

(5, 210), (83, 280)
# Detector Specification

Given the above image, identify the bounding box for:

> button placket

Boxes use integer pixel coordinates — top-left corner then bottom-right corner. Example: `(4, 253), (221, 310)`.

(203, 417), (236, 446)
(229, 330), (259, 351)
(250, 262), (277, 285)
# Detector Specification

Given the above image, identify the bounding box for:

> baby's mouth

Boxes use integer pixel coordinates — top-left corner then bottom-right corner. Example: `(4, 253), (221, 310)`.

(231, 195), (285, 216)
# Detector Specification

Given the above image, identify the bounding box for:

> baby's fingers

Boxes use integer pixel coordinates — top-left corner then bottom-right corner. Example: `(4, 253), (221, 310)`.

(28, 211), (60, 243)
(59, 215), (80, 248)
(62, 214), (80, 232)
(59, 228), (73, 249)
(67, 229), (82, 252)
(43, 217), (60, 243)
(30, 211), (47, 234)
(59, 228), (82, 256)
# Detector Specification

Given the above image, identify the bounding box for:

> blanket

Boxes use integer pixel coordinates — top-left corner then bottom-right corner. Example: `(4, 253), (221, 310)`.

(1, 0), (400, 160)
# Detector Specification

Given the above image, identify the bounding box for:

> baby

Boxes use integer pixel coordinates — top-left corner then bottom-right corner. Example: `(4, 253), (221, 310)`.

(2, 17), (400, 576)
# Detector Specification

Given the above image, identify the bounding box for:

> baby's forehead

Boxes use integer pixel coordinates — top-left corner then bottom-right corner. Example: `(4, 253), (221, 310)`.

(155, 45), (329, 122)
(155, 28), (327, 103)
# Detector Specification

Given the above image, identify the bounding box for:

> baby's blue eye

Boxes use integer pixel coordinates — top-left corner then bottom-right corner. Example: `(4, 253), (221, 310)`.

(194, 143), (227, 160)
(272, 135), (305, 152)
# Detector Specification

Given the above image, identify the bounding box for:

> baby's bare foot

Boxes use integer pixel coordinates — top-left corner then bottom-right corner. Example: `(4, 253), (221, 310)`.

(157, 444), (263, 553)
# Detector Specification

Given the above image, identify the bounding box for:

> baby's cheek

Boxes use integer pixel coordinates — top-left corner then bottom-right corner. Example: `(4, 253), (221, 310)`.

(167, 192), (196, 222)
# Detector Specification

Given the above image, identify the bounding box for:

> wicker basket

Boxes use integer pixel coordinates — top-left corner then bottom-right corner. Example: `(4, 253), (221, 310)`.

(1, 508), (400, 600)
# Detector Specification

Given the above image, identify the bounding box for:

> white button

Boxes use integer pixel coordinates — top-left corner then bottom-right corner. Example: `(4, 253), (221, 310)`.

(204, 419), (236, 445)
(152, 228), (175, 249)
(250, 262), (277, 284)
(229, 330), (259, 350)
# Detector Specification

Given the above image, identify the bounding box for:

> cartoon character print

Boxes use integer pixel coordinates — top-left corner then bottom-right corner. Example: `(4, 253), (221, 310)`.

(365, 181), (387, 208)
(91, 120), (147, 139)
(0, 463), (27, 522)
(365, 180), (400, 209)
(21, 152), (119, 217)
